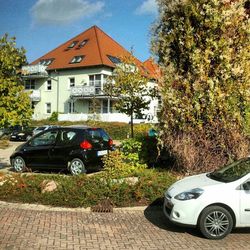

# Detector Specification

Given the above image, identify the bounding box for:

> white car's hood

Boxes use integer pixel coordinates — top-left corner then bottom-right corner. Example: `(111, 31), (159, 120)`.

(167, 173), (221, 197)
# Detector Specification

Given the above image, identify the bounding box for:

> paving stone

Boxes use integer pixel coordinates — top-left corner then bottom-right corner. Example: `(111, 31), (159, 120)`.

(0, 202), (250, 249)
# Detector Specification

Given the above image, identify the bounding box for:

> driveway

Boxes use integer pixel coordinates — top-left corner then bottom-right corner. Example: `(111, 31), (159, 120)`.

(0, 202), (250, 249)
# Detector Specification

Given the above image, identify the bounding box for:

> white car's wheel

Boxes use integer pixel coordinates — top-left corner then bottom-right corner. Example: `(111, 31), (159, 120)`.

(12, 156), (26, 172)
(69, 158), (86, 175)
(199, 206), (233, 240)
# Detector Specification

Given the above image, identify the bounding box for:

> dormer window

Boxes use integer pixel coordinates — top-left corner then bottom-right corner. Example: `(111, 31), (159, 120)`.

(40, 58), (54, 66)
(68, 41), (78, 48)
(78, 39), (88, 48)
(70, 55), (84, 64)
(107, 55), (121, 64)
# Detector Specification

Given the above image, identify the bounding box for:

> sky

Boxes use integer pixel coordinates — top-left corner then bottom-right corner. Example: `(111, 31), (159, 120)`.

(0, 0), (159, 64)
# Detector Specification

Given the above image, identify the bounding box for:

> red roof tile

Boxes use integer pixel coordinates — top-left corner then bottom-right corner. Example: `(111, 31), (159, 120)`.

(31, 25), (142, 71)
(143, 58), (161, 80)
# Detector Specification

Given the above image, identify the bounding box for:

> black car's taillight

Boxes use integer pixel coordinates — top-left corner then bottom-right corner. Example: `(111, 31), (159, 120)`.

(108, 139), (113, 147)
(80, 140), (92, 149)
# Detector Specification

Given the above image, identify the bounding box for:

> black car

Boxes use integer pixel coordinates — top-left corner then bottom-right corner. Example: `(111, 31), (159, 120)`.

(10, 126), (114, 175)
(9, 126), (34, 141)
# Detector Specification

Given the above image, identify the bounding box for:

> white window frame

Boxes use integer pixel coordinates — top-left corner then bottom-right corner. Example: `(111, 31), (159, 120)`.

(46, 103), (51, 114)
(68, 77), (75, 89)
(68, 101), (75, 113)
(25, 80), (35, 90)
(46, 80), (52, 91)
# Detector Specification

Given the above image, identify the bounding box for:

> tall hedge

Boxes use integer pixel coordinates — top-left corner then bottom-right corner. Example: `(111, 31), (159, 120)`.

(152, 0), (250, 172)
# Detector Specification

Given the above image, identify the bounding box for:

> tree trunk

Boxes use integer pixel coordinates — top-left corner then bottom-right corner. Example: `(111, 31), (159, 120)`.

(130, 112), (134, 138)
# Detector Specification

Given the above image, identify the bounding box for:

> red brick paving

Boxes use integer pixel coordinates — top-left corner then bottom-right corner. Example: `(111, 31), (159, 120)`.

(0, 202), (250, 249)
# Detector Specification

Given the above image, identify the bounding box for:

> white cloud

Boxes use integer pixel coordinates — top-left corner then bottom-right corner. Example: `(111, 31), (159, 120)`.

(136, 0), (158, 15)
(31, 0), (105, 25)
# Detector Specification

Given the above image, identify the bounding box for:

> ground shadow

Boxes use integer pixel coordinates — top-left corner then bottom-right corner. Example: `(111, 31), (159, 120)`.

(144, 198), (250, 239)
(144, 198), (203, 238)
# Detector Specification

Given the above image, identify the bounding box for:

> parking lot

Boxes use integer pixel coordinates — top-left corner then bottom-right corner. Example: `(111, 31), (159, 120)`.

(1, 201), (250, 250)
(0, 141), (23, 173)
(1, 142), (250, 249)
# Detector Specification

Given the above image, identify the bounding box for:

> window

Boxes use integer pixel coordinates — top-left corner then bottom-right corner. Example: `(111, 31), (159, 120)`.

(47, 80), (52, 90)
(68, 41), (78, 48)
(69, 78), (75, 88)
(30, 130), (58, 146)
(102, 100), (108, 113)
(107, 55), (121, 64)
(40, 58), (54, 66)
(25, 80), (35, 90)
(68, 102), (75, 113)
(78, 39), (88, 48)
(89, 74), (101, 94)
(89, 74), (101, 86)
(58, 130), (77, 145)
(46, 103), (51, 114)
(70, 55), (84, 64)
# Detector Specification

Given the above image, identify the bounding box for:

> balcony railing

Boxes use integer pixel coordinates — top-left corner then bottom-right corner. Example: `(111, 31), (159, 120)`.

(22, 64), (48, 78)
(25, 90), (41, 102)
(70, 86), (103, 97)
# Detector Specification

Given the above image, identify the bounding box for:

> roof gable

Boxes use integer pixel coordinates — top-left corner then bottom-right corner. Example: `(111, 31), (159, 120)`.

(31, 26), (138, 70)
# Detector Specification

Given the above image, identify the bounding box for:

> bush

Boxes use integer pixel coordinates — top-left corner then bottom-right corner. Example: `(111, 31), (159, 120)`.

(162, 121), (250, 174)
(0, 170), (176, 208)
(48, 112), (59, 122)
(102, 150), (146, 178)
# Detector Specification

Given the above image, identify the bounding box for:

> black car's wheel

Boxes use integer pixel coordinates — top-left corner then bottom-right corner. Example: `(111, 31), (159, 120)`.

(199, 205), (233, 240)
(69, 158), (86, 175)
(12, 156), (26, 172)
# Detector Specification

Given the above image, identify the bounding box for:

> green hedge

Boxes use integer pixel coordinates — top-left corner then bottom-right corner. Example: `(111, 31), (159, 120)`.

(0, 170), (176, 208)
(31, 120), (151, 140)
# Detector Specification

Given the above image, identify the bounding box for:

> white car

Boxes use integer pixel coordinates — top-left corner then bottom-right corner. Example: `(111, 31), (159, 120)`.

(163, 157), (250, 240)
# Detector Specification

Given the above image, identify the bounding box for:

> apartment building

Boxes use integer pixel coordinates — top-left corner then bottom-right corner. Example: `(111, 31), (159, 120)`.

(22, 25), (160, 122)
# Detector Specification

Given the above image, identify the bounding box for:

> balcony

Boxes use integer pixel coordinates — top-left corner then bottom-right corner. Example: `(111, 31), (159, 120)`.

(70, 86), (103, 97)
(26, 90), (41, 102)
(22, 64), (48, 79)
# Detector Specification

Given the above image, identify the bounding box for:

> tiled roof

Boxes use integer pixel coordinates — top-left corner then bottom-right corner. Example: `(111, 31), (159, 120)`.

(143, 58), (161, 80)
(31, 25), (145, 72)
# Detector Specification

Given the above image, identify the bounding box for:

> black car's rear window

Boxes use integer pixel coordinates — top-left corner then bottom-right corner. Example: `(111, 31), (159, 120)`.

(85, 128), (110, 142)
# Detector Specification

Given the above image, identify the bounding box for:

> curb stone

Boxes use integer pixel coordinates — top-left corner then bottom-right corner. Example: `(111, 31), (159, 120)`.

(0, 200), (147, 213)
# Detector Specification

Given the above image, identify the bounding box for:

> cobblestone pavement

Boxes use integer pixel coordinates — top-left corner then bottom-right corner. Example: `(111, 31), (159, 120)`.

(0, 202), (250, 249)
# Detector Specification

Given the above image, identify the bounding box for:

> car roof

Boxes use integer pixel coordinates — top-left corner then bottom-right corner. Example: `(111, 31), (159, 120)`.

(64, 125), (91, 129)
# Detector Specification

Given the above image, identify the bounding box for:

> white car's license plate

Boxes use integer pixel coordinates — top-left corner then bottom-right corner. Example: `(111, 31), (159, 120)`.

(97, 150), (108, 156)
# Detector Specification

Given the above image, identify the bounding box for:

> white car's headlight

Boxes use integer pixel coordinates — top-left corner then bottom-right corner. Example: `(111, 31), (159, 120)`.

(174, 188), (204, 201)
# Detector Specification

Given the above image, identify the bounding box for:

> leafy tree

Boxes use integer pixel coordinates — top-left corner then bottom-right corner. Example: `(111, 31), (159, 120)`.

(104, 54), (156, 138)
(152, 0), (250, 172)
(0, 34), (32, 127)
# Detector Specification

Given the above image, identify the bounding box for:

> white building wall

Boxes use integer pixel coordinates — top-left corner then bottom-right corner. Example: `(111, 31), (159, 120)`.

(32, 67), (112, 120)
(30, 67), (159, 123)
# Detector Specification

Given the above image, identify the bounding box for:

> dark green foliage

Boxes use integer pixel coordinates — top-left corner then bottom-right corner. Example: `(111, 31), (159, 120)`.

(48, 112), (59, 122)
(30, 120), (150, 140)
(0, 171), (176, 208)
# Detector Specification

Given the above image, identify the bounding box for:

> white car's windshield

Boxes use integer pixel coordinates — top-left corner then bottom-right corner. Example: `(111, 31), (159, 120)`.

(207, 158), (250, 183)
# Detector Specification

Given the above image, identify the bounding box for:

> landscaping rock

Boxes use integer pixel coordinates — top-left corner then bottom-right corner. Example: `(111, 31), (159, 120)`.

(41, 180), (58, 193)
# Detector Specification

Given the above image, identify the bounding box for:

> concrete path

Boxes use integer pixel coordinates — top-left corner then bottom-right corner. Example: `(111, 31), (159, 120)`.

(0, 201), (250, 249)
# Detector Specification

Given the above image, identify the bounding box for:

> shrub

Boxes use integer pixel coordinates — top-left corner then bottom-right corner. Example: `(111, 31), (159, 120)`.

(48, 112), (59, 122)
(102, 150), (146, 178)
(0, 170), (176, 208)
